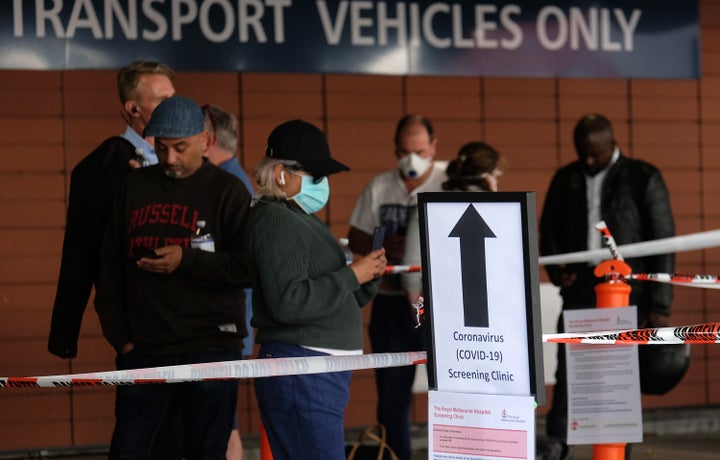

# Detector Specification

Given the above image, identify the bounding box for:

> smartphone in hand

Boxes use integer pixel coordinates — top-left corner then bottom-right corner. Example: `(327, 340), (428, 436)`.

(134, 247), (159, 260)
(372, 225), (386, 251)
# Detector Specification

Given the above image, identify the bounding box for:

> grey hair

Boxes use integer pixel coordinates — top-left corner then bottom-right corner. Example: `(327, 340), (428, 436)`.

(253, 157), (300, 199)
(202, 104), (238, 153)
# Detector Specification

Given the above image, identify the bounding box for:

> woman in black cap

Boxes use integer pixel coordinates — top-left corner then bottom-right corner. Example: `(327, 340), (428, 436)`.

(245, 119), (387, 459)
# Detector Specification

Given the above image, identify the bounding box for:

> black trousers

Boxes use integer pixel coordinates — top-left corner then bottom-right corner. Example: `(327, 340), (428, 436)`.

(110, 348), (241, 460)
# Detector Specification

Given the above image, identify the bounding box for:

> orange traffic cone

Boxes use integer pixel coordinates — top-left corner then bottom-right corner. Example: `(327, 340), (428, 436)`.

(260, 421), (273, 459)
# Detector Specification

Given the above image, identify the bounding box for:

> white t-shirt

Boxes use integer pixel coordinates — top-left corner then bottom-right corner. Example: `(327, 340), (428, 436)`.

(349, 163), (448, 235)
(585, 147), (620, 263)
(349, 163), (447, 295)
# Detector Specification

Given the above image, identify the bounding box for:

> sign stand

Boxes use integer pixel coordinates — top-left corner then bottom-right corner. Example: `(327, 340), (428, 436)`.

(418, 192), (545, 459)
(592, 259), (633, 460)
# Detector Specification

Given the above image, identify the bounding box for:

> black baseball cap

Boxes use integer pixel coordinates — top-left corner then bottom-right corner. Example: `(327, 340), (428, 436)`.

(266, 119), (349, 176)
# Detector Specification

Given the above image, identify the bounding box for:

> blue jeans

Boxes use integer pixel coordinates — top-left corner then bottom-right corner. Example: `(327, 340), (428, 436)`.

(254, 342), (351, 460)
(110, 348), (241, 460)
(369, 294), (426, 460)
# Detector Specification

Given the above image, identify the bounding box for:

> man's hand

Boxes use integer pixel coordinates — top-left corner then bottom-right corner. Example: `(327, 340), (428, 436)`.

(136, 245), (183, 274)
(120, 342), (135, 355)
(557, 271), (576, 288)
(548, 265), (576, 288)
(350, 248), (387, 284)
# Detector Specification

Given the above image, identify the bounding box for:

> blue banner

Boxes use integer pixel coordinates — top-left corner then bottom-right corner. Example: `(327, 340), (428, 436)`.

(0, 0), (699, 78)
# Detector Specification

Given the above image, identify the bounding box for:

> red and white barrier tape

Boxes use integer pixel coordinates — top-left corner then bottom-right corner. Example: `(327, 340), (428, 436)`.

(629, 273), (720, 289)
(0, 351), (427, 388)
(543, 322), (720, 345)
(7, 321), (720, 388)
(595, 221), (623, 261)
(382, 228), (720, 268)
(387, 224), (720, 272)
(383, 266), (720, 290)
(538, 229), (720, 266)
(384, 265), (421, 274)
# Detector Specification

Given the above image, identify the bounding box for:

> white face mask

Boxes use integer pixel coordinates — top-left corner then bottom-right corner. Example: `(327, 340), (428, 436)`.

(398, 152), (431, 179)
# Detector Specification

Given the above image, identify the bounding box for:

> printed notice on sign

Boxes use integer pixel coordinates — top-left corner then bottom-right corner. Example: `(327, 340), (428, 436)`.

(429, 391), (534, 460)
(564, 307), (643, 445)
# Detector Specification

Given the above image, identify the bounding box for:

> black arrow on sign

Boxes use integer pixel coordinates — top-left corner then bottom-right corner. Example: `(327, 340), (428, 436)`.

(448, 205), (496, 328)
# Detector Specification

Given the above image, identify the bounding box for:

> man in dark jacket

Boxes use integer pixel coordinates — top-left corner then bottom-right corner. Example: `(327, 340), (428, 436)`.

(539, 113), (675, 454)
(48, 60), (175, 358)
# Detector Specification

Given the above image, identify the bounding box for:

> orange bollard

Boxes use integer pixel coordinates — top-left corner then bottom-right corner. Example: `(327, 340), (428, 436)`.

(260, 421), (274, 459)
(591, 260), (632, 460)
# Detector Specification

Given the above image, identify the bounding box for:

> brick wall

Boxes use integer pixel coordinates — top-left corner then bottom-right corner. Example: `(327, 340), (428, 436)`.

(0, 1), (719, 451)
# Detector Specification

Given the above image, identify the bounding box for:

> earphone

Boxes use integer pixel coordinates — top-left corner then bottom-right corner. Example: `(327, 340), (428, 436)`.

(279, 171), (286, 185)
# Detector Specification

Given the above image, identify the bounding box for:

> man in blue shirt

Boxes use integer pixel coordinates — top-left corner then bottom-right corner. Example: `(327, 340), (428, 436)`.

(202, 104), (254, 192)
(48, 60), (175, 359)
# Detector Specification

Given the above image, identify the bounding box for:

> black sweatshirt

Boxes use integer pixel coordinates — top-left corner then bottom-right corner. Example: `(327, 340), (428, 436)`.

(95, 160), (252, 354)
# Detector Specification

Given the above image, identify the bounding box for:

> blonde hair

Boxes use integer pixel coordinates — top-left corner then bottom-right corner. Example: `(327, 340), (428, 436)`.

(117, 60), (174, 103)
(253, 157), (301, 199)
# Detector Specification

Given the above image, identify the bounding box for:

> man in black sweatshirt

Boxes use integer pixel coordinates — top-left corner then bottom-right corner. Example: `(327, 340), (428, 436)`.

(94, 95), (252, 459)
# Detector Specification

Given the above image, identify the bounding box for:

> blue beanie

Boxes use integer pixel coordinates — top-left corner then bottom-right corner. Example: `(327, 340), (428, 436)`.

(144, 96), (204, 138)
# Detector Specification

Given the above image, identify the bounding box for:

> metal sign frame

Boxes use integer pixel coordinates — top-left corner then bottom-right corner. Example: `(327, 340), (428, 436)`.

(418, 191), (545, 405)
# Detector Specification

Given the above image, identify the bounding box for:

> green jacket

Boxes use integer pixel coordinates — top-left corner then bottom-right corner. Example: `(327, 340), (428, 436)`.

(246, 199), (379, 350)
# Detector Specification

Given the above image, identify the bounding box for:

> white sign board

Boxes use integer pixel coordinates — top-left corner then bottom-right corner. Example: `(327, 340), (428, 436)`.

(564, 307), (643, 445)
(418, 193), (544, 403)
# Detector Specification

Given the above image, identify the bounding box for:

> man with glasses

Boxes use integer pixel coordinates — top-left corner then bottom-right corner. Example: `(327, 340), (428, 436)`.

(49, 60), (175, 359)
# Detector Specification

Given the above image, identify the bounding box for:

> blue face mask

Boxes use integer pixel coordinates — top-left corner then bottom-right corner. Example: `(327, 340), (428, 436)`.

(291, 175), (329, 214)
